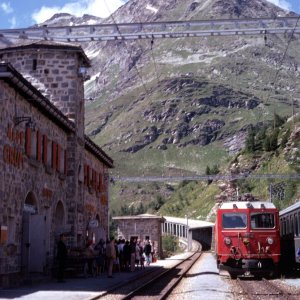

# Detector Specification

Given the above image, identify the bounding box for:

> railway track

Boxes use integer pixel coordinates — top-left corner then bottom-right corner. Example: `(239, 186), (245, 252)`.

(122, 250), (201, 300)
(236, 277), (299, 300)
(95, 250), (201, 300)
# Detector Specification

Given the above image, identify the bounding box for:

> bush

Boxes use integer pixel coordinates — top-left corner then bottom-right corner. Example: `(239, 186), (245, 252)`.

(162, 236), (179, 255)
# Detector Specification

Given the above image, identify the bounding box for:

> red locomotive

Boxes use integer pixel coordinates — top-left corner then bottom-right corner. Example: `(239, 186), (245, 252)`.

(215, 200), (280, 278)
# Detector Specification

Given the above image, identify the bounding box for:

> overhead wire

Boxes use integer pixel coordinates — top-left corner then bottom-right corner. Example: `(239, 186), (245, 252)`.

(262, 15), (300, 129)
(135, 13), (162, 87)
(150, 35), (161, 84)
(103, 0), (149, 95)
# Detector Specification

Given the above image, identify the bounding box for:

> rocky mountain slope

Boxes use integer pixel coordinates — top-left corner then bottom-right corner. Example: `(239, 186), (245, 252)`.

(81, 0), (299, 177)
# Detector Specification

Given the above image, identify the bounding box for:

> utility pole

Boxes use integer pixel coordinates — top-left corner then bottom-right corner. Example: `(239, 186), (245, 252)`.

(185, 214), (191, 251)
(269, 184), (273, 203)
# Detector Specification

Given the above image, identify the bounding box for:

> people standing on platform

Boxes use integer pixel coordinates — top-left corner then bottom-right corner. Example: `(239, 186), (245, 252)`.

(140, 242), (145, 269)
(94, 238), (105, 275)
(114, 239), (120, 273)
(135, 241), (141, 269)
(129, 237), (136, 272)
(144, 240), (152, 266)
(105, 237), (116, 278)
(117, 239), (125, 271)
(123, 240), (130, 271)
(84, 239), (96, 277)
(137, 240), (145, 269)
(57, 234), (68, 282)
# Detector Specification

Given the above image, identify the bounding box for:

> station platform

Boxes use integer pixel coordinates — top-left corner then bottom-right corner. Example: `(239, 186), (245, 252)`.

(0, 252), (192, 300)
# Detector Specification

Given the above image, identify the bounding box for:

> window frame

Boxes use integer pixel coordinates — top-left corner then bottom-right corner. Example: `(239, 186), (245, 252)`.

(222, 212), (247, 229)
(250, 212), (276, 229)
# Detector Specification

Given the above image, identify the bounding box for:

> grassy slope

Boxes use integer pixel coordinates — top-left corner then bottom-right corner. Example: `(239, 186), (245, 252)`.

(156, 118), (300, 221)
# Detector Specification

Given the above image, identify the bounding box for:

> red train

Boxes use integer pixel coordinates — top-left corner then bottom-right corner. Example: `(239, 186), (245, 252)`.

(215, 200), (280, 278)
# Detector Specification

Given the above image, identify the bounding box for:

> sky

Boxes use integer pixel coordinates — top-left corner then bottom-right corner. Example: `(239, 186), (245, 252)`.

(0, 0), (299, 29)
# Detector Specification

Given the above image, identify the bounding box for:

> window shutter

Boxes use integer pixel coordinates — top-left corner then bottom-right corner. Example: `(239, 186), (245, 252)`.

(52, 142), (57, 169)
(43, 135), (48, 165)
(25, 128), (31, 156)
(37, 130), (42, 162)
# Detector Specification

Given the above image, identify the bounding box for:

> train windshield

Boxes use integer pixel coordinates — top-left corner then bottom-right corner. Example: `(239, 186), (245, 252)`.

(250, 213), (275, 229)
(222, 213), (247, 229)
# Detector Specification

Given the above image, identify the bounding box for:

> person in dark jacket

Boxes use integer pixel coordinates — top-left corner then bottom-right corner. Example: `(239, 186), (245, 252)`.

(122, 240), (130, 271)
(144, 240), (152, 266)
(57, 234), (68, 282)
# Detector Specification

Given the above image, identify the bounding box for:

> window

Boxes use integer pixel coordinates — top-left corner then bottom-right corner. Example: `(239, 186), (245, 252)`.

(298, 213), (300, 236)
(251, 213), (275, 229)
(51, 142), (57, 169)
(295, 213), (298, 236)
(36, 130), (42, 162)
(290, 215), (294, 234)
(282, 219), (286, 235)
(31, 131), (37, 158)
(222, 213), (247, 229)
(42, 135), (48, 165)
(32, 59), (37, 71)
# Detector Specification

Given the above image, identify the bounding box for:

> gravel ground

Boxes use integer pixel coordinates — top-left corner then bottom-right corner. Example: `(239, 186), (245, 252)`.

(273, 278), (300, 295)
(167, 252), (233, 300)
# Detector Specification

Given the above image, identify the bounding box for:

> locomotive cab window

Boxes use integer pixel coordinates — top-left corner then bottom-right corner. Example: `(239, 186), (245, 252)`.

(250, 213), (275, 229)
(222, 213), (247, 229)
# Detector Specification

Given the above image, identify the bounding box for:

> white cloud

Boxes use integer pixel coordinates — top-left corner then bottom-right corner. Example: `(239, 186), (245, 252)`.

(31, 0), (125, 24)
(267, 0), (292, 10)
(1, 2), (13, 14)
(8, 16), (16, 28)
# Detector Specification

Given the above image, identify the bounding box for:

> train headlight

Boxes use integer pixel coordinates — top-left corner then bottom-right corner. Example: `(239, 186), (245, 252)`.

(266, 237), (274, 245)
(224, 237), (231, 245)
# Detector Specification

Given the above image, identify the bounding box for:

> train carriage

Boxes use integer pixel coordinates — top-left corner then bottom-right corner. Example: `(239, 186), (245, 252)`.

(215, 201), (280, 278)
(279, 201), (300, 271)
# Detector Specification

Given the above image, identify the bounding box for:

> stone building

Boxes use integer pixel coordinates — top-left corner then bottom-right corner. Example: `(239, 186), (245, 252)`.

(113, 214), (165, 258)
(0, 41), (113, 287)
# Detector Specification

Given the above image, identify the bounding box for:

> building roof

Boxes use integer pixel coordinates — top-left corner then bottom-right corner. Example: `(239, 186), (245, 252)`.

(0, 40), (90, 67)
(0, 62), (113, 168)
(164, 216), (214, 229)
(113, 214), (165, 222)
(85, 136), (113, 168)
(219, 201), (276, 210)
(279, 200), (300, 216)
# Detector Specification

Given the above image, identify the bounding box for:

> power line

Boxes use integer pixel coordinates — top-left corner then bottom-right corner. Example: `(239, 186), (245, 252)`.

(111, 173), (300, 183)
(103, 0), (150, 95)
(264, 15), (300, 129)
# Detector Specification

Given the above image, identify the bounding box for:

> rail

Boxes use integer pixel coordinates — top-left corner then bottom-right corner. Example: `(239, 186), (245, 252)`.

(93, 243), (201, 300)
(236, 277), (296, 300)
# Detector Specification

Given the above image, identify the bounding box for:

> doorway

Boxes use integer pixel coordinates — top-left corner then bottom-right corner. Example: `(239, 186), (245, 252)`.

(21, 192), (46, 273)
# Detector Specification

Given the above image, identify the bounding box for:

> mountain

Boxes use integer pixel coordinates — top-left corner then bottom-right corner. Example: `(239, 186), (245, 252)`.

(80, 0), (299, 175)
(2, 0), (300, 218)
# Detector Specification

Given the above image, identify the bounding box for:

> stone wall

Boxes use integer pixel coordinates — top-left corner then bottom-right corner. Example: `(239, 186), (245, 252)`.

(114, 216), (165, 258)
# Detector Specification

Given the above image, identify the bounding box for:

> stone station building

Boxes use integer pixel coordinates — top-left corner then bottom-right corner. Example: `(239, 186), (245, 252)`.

(0, 41), (113, 287)
(113, 214), (165, 258)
